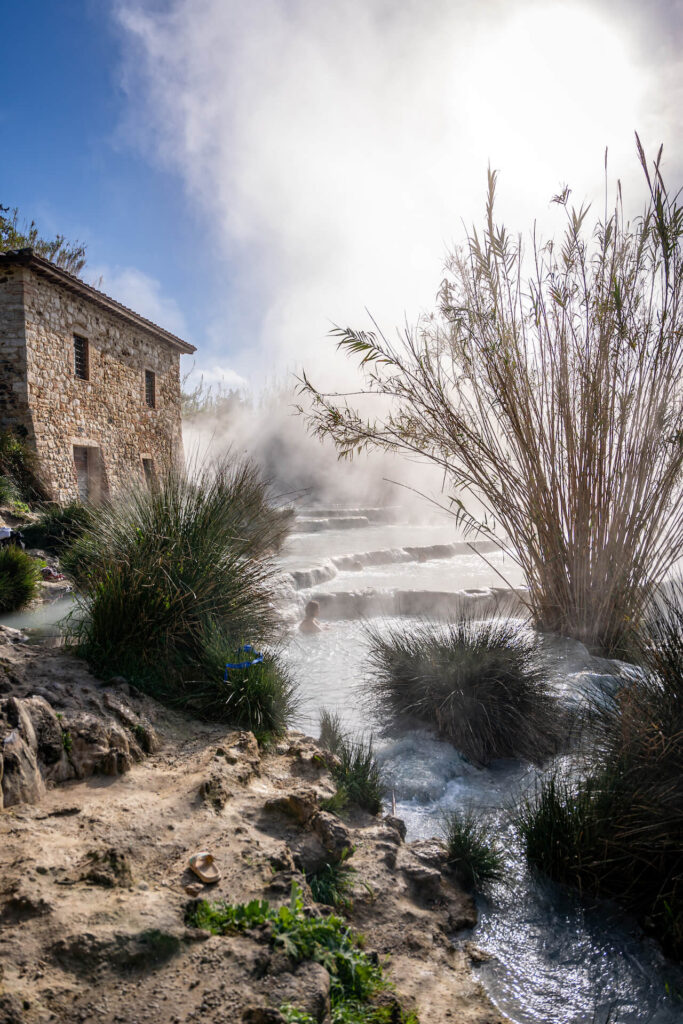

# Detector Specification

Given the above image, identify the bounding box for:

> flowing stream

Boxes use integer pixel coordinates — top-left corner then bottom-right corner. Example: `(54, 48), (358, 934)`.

(3, 508), (683, 1021)
(281, 509), (683, 1024)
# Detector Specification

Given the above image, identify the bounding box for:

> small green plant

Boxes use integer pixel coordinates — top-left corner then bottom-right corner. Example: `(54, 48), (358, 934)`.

(321, 786), (349, 814)
(0, 546), (40, 612)
(366, 615), (563, 766)
(188, 884), (417, 1023)
(307, 852), (356, 911)
(440, 808), (504, 890)
(61, 730), (73, 754)
(318, 709), (384, 815)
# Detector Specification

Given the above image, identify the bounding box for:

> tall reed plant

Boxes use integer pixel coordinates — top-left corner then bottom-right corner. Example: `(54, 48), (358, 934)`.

(301, 140), (683, 653)
(366, 616), (563, 765)
(65, 456), (296, 734)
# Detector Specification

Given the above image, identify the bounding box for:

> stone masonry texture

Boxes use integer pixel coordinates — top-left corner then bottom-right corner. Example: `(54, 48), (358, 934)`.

(0, 252), (195, 503)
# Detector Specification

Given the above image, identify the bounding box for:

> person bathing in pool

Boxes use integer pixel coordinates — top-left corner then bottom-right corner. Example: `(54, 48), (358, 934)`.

(299, 600), (327, 634)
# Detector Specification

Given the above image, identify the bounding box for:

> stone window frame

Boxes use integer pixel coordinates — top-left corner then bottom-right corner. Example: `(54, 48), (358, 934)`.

(73, 333), (89, 381)
(144, 368), (156, 409)
(141, 455), (156, 487)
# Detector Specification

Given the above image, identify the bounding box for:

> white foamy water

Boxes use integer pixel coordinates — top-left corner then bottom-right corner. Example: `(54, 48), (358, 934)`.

(283, 510), (683, 1024)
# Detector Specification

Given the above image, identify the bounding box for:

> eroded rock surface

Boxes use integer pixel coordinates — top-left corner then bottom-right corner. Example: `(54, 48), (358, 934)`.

(0, 639), (508, 1024)
(0, 638), (159, 808)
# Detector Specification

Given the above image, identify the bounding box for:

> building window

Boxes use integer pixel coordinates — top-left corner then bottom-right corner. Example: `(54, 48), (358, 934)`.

(74, 335), (89, 380)
(145, 370), (156, 408)
(142, 458), (156, 487)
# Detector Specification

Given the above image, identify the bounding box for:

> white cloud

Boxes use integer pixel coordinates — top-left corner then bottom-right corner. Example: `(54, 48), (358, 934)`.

(116, 0), (681, 387)
(88, 264), (188, 339)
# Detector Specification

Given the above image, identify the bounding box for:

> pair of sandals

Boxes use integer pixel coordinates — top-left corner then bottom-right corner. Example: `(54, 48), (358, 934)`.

(188, 851), (221, 884)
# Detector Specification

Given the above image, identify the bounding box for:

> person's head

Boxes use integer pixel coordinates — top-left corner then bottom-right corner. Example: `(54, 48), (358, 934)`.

(304, 600), (320, 620)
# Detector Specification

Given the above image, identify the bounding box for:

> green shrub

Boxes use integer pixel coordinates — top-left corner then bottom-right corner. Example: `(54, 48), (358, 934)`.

(188, 884), (417, 1023)
(22, 501), (93, 554)
(0, 475), (19, 507)
(318, 709), (384, 815)
(366, 616), (563, 766)
(440, 808), (504, 890)
(0, 546), (40, 612)
(517, 583), (683, 958)
(0, 429), (45, 501)
(65, 456), (296, 735)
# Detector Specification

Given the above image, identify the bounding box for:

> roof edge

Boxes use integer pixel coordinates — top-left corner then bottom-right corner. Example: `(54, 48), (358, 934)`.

(0, 248), (196, 355)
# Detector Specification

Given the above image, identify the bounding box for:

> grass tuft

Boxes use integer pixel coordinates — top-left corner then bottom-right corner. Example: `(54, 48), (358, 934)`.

(365, 615), (563, 765)
(440, 808), (504, 890)
(318, 709), (384, 815)
(307, 851), (356, 911)
(22, 501), (93, 554)
(517, 578), (683, 958)
(65, 455), (296, 736)
(0, 546), (40, 612)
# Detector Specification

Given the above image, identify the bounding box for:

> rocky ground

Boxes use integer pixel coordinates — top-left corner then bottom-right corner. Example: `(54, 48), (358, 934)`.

(0, 633), (508, 1024)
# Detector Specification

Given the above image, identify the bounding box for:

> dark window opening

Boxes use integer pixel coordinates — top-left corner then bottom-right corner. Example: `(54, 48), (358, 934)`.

(73, 446), (91, 501)
(74, 335), (89, 380)
(145, 370), (156, 408)
(142, 458), (156, 487)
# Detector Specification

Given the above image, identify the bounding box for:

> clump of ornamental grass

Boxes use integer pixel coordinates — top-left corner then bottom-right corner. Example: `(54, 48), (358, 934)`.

(0, 545), (40, 612)
(365, 615), (563, 766)
(440, 808), (504, 890)
(318, 708), (384, 815)
(517, 578), (683, 959)
(301, 141), (683, 655)
(187, 883), (418, 1024)
(21, 501), (93, 554)
(65, 456), (296, 736)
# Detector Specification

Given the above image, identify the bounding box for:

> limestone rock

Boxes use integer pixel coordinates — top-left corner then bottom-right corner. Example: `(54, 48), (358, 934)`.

(274, 961), (331, 1023)
(264, 789), (319, 825)
(23, 695), (63, 765)
(1, 727), (45, 807)
(310, 810), (354, 862)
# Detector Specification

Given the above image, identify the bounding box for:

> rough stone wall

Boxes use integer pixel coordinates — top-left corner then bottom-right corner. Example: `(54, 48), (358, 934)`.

(0, 265), (185, 502)
(0, 266), (34, 443)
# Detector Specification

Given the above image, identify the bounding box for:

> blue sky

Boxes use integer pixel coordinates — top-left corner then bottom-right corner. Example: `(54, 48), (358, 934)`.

(1, 1), (217, 362)
(2, 1), (681, 391)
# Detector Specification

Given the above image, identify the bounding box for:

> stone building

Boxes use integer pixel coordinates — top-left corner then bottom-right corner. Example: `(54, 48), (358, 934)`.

(0, 248), (195, 503)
